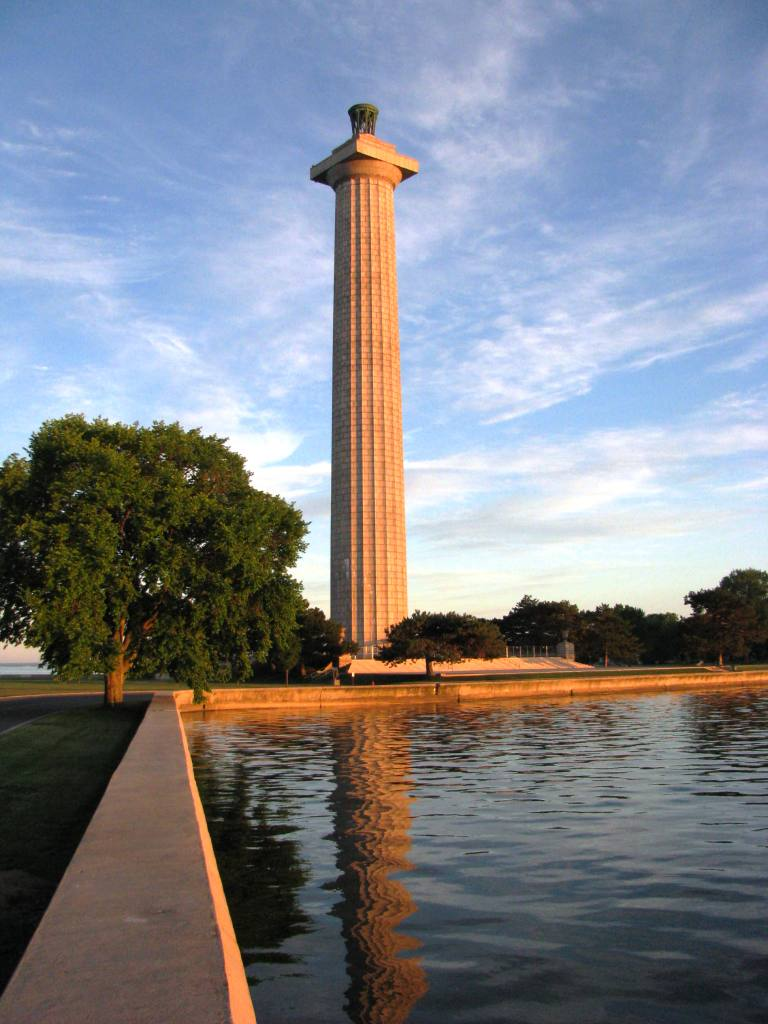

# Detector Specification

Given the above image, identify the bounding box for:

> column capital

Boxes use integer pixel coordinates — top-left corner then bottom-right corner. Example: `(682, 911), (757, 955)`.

(311, 134), (418, 190)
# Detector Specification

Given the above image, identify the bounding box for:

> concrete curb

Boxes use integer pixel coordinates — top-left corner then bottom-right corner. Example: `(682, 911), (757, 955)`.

(176, 706), (256, 1024)
(0, 695), (255, 1024)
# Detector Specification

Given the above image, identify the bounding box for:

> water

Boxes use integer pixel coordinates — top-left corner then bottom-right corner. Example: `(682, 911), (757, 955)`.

(186, 688), (768, 1024)
(0, 663), (50, 676)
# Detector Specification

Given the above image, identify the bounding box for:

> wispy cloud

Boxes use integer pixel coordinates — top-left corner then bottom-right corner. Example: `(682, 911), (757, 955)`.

(412, 211), (768, 422)
(405, 387), (768, 554)
(0, 204), (122, 288)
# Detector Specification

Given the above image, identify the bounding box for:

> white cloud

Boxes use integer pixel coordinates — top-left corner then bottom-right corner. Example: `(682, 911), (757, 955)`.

(250, 459), (331, 500)
(718, 474), (768, 493)
(208, 189), (332, 321)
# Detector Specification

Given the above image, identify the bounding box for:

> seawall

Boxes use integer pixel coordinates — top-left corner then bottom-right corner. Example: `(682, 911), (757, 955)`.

(175, 669), (768, 713)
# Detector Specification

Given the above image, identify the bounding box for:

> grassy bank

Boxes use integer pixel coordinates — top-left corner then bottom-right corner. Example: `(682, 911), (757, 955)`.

(0, 671), (296, 698)
(0, 678), (176, 698)
(0, 704), (146, 992)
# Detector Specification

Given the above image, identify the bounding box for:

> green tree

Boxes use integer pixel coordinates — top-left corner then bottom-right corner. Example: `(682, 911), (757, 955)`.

(575, 604), (642, 667)
(271, 633), (302, 685)
(684, 568), (768, 666)
(260, 577), (304, 684)
(613, 605), (684, 665)
(499, 595), (580, 649)
(639, 612), (684, 664)
(0, 415), (306, 704)
(297, 605), (355, 674)
(377, 610), (506, 678)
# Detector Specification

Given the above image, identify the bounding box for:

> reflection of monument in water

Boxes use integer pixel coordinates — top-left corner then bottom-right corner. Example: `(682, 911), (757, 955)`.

(328, 714), (427, 1023)
(311, 104), (418, 654)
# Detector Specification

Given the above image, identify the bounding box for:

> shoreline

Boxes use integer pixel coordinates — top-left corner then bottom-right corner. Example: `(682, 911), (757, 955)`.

(175, 667), (768, 713)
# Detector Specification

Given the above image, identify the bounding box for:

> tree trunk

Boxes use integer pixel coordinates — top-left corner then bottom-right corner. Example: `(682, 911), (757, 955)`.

(104, 654), (127, 706)
(603, 647), (609, 669)
(718, 649), (724, 668)
(105, 619), (134, 706)
(425, 657), (435, 678)
(284, 668), (289, 685)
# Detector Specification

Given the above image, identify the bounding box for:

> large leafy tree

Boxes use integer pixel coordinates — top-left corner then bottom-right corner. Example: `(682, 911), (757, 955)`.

(684, 568), (768, 666)
(499, 595), (580, 649)
(0, 416), (306, 703)
(378, 610), (506, 678)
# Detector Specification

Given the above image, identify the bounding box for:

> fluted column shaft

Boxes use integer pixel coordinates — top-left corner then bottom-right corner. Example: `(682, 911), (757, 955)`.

(330, 159), (408, 649)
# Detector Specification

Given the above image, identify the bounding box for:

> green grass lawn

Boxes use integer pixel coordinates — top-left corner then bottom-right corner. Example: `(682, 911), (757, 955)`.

(0, 675), (288, 698)
(0, 677), (178, 698)
(0, 705), (146, 993)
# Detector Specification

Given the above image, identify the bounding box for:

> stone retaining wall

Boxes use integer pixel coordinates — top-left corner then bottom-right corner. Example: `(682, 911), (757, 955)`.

(175, 670), (768, 713)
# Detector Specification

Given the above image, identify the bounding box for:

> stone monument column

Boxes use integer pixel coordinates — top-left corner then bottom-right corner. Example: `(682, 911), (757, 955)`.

(311, 105), (418, 653)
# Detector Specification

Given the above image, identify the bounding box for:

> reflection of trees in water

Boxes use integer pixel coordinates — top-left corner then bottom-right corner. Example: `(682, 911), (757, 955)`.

(190, 731), (312, 968)
(328, 714), (427, 1024)
(680, 688), (768, 757)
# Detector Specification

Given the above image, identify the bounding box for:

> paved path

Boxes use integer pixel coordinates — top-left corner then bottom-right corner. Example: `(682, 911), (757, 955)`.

(0, 693), (152, 736)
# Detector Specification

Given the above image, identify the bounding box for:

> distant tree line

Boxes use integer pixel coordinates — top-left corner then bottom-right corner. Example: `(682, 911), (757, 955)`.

(491, 568), (768, 667)
(377, 569), (768, 673)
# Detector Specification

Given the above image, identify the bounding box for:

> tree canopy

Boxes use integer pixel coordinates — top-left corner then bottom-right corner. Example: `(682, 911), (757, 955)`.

(612, 605), (683, 666)
(684, 568), (768, 667)
(499, 595), (580, 649)
(0, 415), (307, 703)
(574, 604), (642, 667)
(296, 605), (356, 674)
(377, 610), (506, 678)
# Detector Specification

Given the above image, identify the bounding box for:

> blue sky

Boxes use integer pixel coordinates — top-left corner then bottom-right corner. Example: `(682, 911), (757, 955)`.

(1, 0), (767, 651)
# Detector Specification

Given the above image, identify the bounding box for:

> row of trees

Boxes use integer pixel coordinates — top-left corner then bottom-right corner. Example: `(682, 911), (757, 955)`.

(491, 570), (768, 667)
(376, 570), (768, 675)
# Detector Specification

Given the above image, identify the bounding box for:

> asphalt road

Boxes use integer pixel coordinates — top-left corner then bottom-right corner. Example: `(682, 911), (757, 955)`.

(0, 693), (152, 736)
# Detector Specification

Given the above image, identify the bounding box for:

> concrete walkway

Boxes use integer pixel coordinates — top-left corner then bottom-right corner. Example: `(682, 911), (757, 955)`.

(0, 694), (254, 1024)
